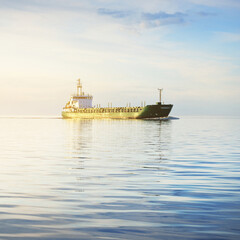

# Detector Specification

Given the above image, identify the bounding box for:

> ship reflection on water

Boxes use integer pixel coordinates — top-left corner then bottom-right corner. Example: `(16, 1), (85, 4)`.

(64, 119), (173, 194)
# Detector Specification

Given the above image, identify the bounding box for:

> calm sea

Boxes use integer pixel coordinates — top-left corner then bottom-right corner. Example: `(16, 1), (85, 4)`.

(0, 116), (239, 240)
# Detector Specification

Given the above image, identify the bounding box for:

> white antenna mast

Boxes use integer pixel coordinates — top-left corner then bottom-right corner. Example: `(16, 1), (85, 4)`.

(158, 88), (163, 103)
(77, 79), (83, 96)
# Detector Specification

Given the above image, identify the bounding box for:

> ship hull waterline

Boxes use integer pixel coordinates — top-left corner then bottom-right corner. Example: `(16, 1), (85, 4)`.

(62, 104), (173, 119)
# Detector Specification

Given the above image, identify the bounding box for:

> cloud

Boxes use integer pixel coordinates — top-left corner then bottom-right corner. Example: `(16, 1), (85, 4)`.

(141, 11), (187, 28)
(216, 32), (240, 42)
(97, 8), (189, 28)
(142, 11), (187, 20)
(97, 7), (216, 30)
(0, 0), (217, 31)
(195, 11), (216, 17)
(97, 8), (131, 19)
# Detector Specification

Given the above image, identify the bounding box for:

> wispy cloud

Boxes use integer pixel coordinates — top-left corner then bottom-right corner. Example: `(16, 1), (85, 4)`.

(97, 8), (189, 28)
(216, 32), (240, 42)
(142, 11), (187, 20)
(96, 7), (216, 29)
(141, 11), (187, 28)
(195, 11), (216, 17)
(97, 8), (131, 19)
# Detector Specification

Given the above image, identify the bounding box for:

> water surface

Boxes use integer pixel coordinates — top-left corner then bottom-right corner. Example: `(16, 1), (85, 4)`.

(0, 116), (239, 239)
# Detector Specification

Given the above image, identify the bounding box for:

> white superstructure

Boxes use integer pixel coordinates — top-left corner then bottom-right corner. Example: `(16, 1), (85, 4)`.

(64, 79), (93, 110)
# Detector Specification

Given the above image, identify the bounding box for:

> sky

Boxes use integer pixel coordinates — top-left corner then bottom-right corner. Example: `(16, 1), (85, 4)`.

(0, 0), (239, 116)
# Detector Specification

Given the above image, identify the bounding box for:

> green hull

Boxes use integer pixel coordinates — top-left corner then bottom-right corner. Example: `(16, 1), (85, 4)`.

(62, 103), (173, 119)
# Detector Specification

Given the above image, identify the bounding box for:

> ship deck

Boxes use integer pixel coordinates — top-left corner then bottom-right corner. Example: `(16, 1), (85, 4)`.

(62, 104), (173, 119)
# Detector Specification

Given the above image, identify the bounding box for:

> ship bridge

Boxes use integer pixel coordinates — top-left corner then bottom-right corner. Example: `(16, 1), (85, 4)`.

(71, 79), (93, 108)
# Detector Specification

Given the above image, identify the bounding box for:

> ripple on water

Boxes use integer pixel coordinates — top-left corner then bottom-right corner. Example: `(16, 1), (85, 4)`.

(0, 117), (239, 239)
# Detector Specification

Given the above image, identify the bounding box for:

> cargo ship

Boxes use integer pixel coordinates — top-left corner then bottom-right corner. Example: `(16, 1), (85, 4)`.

(62, 79), (173, 119)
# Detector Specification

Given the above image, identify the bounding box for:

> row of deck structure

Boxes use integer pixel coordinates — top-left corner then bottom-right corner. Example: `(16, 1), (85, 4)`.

(70, 107), (144, 113)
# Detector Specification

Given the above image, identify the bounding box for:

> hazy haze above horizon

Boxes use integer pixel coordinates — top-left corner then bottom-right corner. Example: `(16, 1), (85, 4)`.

(0, 0), (239, 116)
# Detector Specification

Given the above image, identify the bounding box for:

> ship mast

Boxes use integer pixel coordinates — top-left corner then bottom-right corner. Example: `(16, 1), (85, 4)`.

(158, 88), (163, 103)
(77, 79), (83, 96)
